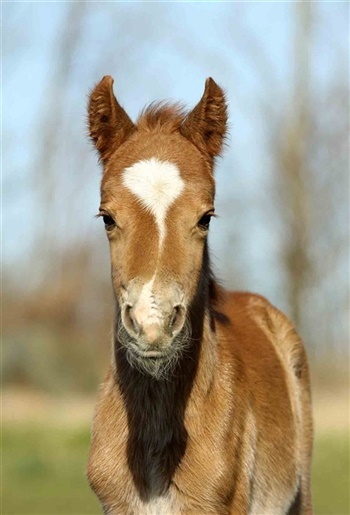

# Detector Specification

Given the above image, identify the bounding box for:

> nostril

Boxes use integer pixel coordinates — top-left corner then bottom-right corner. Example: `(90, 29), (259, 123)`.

(124, 304), (140, 336)
(170, 305), (186, 336)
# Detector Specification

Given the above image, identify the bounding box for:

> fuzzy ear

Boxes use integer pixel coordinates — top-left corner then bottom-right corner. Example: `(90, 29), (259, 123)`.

(88, 76), (136, 164)
(180, 78), (227, 158)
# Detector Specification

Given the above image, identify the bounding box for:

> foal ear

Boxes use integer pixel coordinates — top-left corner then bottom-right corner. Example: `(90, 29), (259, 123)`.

(88, 76), (136, 164)
(180, 78), (227, 158)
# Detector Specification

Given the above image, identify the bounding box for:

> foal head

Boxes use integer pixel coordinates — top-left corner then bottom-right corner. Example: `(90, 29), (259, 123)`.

(88, 76), (227, 377)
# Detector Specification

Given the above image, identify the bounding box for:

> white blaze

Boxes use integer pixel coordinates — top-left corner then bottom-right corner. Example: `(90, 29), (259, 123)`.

(133, 275), (160, 328)
(122, 157), (184, 248)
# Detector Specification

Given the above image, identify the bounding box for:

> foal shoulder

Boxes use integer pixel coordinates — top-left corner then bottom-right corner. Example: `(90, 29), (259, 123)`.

(221, 290), (307, 380)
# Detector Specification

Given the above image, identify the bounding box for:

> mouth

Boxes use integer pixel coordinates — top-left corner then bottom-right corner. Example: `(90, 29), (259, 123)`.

(124, 344), (178, 380)
(126, 340), (173, 360)
(133, 348), (169, 359)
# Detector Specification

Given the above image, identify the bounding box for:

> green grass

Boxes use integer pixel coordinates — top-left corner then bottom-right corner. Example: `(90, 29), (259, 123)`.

(312, 431), (349, 515)
(2, 426), (349, 514)
(2, 426), (101, 515)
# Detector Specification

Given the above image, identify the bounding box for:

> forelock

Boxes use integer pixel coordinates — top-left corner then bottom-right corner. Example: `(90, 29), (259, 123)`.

(137, 101), (187, 133)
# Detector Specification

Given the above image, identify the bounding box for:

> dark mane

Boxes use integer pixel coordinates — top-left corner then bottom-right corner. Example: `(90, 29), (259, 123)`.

(137, 101), (187, 132)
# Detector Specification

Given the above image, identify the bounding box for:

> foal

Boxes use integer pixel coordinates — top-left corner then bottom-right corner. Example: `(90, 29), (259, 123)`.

(87, 76), (313, 515)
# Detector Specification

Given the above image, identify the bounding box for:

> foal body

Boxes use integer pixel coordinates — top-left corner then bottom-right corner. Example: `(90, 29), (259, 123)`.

(87, 76), (313, 515)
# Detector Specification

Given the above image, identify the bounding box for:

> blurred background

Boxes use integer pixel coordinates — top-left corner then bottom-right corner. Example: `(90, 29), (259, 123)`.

(3, 1), (349, 514)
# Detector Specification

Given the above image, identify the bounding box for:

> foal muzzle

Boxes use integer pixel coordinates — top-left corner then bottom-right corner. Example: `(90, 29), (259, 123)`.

(122, 302), (186, 348)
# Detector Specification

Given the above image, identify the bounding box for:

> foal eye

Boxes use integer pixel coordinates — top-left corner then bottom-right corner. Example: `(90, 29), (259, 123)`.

(102, 214), (115, 231)
(198, 214), (212, 230)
